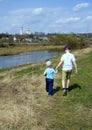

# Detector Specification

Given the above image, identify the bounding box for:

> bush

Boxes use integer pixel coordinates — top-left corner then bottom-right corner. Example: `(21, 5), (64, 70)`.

(0, 42), (9, 47)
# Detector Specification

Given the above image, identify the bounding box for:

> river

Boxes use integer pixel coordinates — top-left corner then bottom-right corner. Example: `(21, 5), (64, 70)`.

(0, 50), (62, 68)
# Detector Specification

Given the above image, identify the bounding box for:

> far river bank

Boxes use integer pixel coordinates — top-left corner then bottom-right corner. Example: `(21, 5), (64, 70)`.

(0, 45), (64, 56)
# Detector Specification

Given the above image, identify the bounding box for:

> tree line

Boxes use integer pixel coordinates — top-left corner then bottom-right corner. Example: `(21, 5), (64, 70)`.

(0, 32), (92, 49)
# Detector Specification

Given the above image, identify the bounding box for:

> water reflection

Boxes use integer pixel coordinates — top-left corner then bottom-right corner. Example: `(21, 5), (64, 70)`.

(0, 50), (62, 68)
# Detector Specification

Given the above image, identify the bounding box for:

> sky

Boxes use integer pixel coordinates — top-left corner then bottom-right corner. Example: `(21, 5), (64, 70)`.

(0, 0), (92, 34)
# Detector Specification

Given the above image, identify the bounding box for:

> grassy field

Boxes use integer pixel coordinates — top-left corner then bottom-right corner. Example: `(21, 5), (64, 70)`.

(0, 47), (92, 130)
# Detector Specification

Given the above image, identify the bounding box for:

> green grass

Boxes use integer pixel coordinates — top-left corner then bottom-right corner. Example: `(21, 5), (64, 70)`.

(42, 50), (92, 130)
(13, 63), (45, 78)
(0, 48), (92, 130)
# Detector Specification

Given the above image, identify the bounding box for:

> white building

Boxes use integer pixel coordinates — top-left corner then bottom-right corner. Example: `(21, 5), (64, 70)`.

(26, 28), (31, 34)
(20, 27), (23, 35)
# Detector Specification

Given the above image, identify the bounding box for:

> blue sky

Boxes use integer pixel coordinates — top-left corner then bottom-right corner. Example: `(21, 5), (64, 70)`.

(0, 0), (92, 34)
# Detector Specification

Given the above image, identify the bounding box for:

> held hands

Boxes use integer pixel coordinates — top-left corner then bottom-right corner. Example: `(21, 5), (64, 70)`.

(55, 69), (58, 73)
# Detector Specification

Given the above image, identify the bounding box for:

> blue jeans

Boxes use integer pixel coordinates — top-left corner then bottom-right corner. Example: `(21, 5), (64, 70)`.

(45, 78), (54, 95)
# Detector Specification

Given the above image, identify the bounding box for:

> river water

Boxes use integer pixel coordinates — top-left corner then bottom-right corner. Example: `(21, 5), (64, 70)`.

(0, 50), (62, 68)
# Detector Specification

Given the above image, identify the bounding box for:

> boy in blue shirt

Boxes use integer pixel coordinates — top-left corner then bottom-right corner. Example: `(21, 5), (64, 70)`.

(43, 61), (57, 96)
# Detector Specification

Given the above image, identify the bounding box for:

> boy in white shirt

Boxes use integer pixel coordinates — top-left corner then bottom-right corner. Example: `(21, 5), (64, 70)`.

(55, 45), (78, 96)
(43, 61), (57, 96)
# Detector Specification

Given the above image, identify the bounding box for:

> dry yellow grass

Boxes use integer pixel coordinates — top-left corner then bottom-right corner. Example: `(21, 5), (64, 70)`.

(0, 45), (63, 56)
(0, 45), (92, 130)
(0, 70), (59, 130)
(73, 46), (92, 56)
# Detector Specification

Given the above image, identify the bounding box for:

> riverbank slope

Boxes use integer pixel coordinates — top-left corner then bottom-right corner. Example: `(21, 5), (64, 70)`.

(0, 46), (92, 130)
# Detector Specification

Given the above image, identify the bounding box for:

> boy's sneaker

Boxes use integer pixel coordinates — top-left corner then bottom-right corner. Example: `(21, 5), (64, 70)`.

(62, 88), (65, 91)
(66, 88), (69, 92)
(48, 93), (53, 96)
(63, 89), (67, 96)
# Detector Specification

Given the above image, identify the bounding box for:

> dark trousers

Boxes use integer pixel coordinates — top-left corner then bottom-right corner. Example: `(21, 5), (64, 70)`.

(45, 78), (54, 95)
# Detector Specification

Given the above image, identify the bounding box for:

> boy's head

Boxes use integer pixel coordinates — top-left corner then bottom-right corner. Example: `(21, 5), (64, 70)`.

(46, 61), (52, 67)
(64, 45), (70, 51)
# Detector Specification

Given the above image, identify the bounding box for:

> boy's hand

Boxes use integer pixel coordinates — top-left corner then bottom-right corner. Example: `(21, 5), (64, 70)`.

(55, 69), (58, 73)
(44, 74), (47, 76)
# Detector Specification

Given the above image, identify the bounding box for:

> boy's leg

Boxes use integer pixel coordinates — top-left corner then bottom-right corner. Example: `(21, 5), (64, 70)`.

(46, 78), (49, 92)
(66, 70), (72, 90)
(66, 79), (70, 89)
(62, 70), (66, 89)
(62, 80), (65, 89)
(62, 70), (67, 96)
(48, 79), (54, 95)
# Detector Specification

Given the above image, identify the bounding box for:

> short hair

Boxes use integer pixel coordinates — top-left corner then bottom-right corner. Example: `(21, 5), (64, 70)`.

(64, 45), (70, 50)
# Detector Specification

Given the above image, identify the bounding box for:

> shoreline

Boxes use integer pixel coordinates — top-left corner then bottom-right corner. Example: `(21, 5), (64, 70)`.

(0, 45), (64, 56)
(0, 45), (92, 72)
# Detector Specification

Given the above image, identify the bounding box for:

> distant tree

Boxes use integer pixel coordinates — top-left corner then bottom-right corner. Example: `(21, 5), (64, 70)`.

(67, 34), (79, 49)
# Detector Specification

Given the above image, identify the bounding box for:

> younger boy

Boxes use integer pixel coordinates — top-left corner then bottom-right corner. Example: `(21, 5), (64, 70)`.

(43, 61), (57, 96)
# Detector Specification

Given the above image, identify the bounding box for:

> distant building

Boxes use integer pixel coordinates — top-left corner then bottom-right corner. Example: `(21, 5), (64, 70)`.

(20, 27), (23, 35)
(38, 36), (48, 41)
(24, 38), (33, 42)
(26, 28), (31, 35)
(13, 36), (17, 42)
(2, 37), (9, 41)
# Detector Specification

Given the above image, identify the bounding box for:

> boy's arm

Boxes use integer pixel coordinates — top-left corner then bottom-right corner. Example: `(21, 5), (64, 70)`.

(54, 68), (58, 73)
(55, 61), (62, 70)
(43, 73), (47, 76)
(73, 61), (78, 74)
(43, 70), (47, 76)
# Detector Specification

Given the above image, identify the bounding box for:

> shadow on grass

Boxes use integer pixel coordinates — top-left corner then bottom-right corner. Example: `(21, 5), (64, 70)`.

(69, 83), (81, 91)
(53, 86), (61, 95)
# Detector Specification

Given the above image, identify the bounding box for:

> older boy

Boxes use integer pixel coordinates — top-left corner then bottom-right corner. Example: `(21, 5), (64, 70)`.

(55, 45), (78, 96)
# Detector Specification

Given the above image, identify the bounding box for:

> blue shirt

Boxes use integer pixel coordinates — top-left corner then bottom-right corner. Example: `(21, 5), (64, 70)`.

(44, 67), (55, 79)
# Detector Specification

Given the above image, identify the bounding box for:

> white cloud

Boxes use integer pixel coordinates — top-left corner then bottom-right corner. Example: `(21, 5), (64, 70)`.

(85, 16), (92, 20)
(8, 8), (44, 28)
(82, 16), (92, 22)
(73, 2), (89, 11)
(10, 8), (43, 16)
(56, 17), (80, 24)
(32, 8), (43, 16)
(0, 6), (92, 34)
(10, 8), (32, 15)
